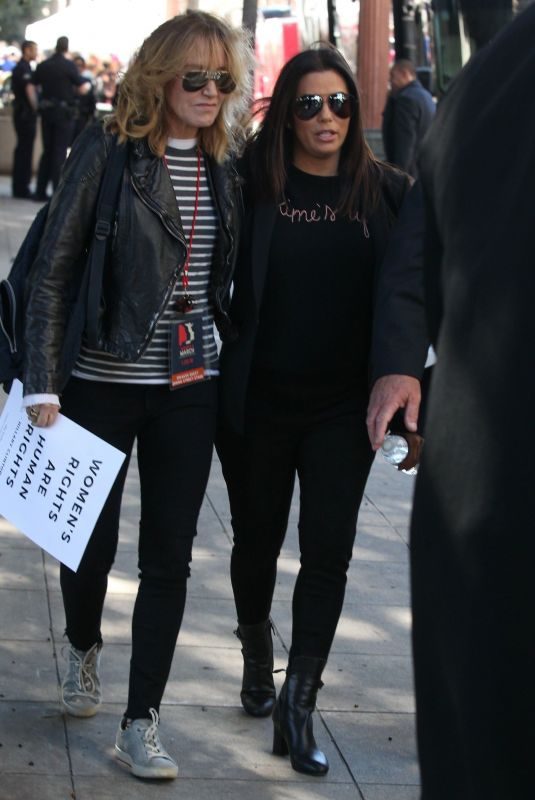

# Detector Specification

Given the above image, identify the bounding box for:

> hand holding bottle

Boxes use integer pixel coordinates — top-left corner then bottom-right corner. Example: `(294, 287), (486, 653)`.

(381, 431), (423, 475)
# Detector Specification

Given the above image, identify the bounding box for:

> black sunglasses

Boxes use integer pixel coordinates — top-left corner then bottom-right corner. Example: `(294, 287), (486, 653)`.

(294, 92), (356, 121)
(178, 70), (236, 94)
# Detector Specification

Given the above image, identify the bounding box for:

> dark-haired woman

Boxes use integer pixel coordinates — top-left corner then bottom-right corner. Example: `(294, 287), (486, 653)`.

(217, 47), (411, 777)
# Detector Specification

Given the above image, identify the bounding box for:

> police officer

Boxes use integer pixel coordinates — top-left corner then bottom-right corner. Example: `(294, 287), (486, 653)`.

(32, 36), (90, 201)
(11, 40), (38, 199)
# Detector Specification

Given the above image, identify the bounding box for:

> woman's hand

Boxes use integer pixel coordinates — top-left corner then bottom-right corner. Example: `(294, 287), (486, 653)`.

(26, 403), (60, 428)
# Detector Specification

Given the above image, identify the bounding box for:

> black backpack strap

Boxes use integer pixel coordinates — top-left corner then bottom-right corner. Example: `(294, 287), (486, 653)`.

(85, 135), (128, 347)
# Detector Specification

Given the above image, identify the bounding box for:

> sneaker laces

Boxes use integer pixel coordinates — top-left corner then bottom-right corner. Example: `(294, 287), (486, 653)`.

(64, 643), (99, 696)
(142, 708), (166, 758)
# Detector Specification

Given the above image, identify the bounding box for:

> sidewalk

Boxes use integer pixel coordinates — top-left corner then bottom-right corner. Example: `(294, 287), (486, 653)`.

(0, 177), (420, 800)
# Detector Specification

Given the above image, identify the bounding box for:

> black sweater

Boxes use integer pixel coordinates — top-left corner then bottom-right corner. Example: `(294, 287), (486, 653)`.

(252, 166), (374, 385)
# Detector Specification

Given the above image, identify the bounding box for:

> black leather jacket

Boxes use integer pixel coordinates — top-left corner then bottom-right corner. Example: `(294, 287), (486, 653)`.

(23, 122), (241, 395)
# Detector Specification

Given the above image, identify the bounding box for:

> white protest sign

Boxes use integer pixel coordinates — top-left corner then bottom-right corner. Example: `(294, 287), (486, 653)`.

(0, 381), (126, 571)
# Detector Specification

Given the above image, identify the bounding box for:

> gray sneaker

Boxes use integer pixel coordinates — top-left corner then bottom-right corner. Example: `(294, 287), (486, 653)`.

(115, 708), (178, 779)
(61, 642), (102, 717)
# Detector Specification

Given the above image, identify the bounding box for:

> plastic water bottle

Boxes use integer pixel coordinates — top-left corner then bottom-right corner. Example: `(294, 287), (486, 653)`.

(381, 434), (418, 475)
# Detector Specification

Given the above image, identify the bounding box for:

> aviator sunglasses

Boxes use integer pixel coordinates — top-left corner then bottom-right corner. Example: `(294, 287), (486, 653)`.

(178, 69), (236, 94)
(294, 92), (356, 121)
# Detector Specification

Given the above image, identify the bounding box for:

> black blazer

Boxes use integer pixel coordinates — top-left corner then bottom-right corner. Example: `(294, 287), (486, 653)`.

(219, 164), (412, 434)
(370, 180), (430, 383)
(410, 7), (535, 795)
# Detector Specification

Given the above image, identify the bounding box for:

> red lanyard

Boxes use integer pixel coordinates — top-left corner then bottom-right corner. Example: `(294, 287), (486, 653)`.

(167, 146), (201, 314)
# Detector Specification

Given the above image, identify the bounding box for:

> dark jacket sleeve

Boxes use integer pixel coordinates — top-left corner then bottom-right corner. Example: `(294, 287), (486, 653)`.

(67, 59), (87, 88)
(389, 93), (419, 173)
(381, 95), (394, 164)
(23, 123), (110, 395)
(371, 180), (430, 382)
(32, 63), (41, 87)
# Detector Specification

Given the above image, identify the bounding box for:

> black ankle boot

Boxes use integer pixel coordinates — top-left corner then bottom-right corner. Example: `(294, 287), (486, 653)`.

(235, 620), (276, 717)
(272, 656), (329, 776)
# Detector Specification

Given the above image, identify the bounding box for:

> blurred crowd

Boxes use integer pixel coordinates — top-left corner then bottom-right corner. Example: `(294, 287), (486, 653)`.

(1, 40), (123, 110)
(3, 37), (124, 200)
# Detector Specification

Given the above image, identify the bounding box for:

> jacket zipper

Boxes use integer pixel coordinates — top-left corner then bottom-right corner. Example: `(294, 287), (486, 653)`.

(130, 176), (187, 359)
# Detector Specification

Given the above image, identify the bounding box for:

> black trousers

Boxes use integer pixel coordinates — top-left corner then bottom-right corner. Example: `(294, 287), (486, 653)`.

(218, 373), (374, 660)
(36, 108), (75, 197)
(59, 377), (217, 719)
(12, 111), (36, 197)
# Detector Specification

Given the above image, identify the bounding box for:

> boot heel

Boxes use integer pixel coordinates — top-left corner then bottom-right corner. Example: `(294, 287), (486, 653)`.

(272, 725), (289, 756)
(273, 657), (329, 776)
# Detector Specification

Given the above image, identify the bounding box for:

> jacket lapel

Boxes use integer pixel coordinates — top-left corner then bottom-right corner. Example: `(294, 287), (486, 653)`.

(251, 202), (278, 311)
(128, 139), (184, 243)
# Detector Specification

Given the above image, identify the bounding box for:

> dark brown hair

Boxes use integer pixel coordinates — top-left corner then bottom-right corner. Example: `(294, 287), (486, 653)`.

(245, 46), (383, 218)
(392, 58), (417, 78)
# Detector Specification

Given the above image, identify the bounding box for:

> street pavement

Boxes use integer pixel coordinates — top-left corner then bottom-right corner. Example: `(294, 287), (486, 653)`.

(0, 177), (420, 800)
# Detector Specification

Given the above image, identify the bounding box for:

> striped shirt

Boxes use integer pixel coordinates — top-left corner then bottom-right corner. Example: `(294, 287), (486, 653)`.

(72, 138), (219, 385)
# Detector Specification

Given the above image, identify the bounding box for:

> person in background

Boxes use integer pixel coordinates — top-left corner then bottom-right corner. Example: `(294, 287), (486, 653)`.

(11, 40), (38, 199)
(382, 59), (435, 178)
(32, 36), (91, 201)
(71, 55), (97, 144)
(23, 11), (252, 780)
(217, 46), (411, 778)
(1, 46), (19, 72)
(95, 59), (117, 105)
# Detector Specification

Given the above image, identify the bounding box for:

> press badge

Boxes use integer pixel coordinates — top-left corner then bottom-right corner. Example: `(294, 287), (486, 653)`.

(169, 316), (206, 388)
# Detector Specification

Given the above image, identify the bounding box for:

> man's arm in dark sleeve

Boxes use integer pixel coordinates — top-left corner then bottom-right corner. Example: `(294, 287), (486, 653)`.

(67, 60), (91, 94)
(31, 63), (41, 87)
(367, 181), (430, 449)
(391, 95), (418, 172)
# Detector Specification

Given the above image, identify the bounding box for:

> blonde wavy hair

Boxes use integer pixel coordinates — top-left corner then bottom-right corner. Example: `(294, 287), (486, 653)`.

(108, 11), (253, 162)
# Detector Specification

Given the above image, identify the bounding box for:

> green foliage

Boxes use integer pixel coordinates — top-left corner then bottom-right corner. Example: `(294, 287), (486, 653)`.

(0, 0), (48, 44)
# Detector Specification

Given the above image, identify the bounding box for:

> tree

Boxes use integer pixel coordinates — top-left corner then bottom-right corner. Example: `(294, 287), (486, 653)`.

(0, 0), (48, 44)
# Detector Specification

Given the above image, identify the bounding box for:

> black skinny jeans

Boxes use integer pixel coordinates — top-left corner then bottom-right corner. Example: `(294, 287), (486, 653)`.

(59, 377), (217, 719)
(219, 373), (375, 661)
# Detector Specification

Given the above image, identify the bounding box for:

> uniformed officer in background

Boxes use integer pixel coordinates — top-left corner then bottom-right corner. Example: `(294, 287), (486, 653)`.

(11, 40), (38, 199)
(71, 55), (97, 145)
(32, 35), (91, 201)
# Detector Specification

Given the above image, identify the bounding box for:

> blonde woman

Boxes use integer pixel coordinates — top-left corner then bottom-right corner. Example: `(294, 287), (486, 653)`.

(23, 11), (252, 779)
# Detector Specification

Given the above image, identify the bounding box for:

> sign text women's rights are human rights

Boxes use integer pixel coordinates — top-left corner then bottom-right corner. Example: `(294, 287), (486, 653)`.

(0, 381), (125, 571)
